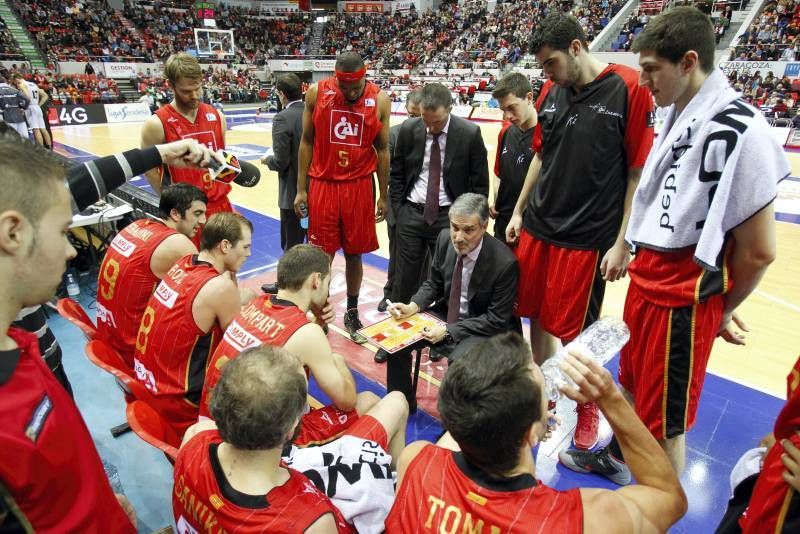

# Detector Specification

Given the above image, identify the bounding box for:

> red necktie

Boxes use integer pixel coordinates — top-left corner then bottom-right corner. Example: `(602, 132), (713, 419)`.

(424, 132), (442, 226)
(447, 254), (464, 324)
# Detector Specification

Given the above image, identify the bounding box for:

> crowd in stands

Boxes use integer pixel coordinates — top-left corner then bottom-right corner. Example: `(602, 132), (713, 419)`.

(214, 6), (313, 65)
(13, 0), (145, 62)
(730, 0), (800, 60)
(9, 0), (628, 68)
(0, 17), (24, 60)
(123, 2), (314, 65)
(728, 69), (800, 121)
(48, 73), (123, 104)
(134, 67), (264, 104)
(610, 3), (732, 51)
(322, 0), (624, 70)
(1, 63), (123, 105)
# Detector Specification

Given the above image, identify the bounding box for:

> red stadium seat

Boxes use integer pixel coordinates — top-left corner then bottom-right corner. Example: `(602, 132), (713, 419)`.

(85, 339), (159, 438)
(85, 339), (128, 379)
(56, 298), (97, 340)
(126, 400), (181, 462)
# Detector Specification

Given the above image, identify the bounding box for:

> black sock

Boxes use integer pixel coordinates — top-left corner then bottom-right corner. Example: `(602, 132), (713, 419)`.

(608, 436), (625, 463)
(347, 294), (359, 311)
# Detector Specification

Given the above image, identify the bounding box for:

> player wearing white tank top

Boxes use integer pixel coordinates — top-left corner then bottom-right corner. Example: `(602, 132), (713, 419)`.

(11, 74), (51, 148)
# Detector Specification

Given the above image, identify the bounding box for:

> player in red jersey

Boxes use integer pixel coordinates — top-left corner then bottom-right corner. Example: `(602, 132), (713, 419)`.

(133, 212), (253, 435)
(294, 51), (391, 344)
(560, 7), (788, 482)
(715, 355), (800, 533)
(506, 12), (654, 451)
(200, 244), (380, 446)
(141, 52), (230, 248)
(96, 183), (207, 368)
(386, 333), (687, 533)
(0, 138), (136, 531)
(174, 346), (355, 533)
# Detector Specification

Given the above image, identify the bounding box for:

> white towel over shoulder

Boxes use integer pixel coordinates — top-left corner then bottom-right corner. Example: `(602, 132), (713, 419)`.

(626, 69), (789, 270)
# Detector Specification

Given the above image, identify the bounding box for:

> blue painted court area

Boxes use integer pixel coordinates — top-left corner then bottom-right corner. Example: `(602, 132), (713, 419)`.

(55, 141), (791, 532)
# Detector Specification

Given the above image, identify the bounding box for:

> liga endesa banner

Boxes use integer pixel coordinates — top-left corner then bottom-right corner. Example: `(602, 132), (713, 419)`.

(48, 104), (108, 126)
(104, 102), (152, 123)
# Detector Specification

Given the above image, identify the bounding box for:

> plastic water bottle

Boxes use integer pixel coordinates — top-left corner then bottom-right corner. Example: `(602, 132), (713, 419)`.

(103, 460), (124, 494)
(66, 271), (80, 298)
(540, 316), (630, 401)
(299, 202), (309, 230)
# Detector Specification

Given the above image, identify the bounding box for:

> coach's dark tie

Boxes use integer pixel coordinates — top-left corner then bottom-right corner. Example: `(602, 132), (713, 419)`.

(447, 254), (464, 324)
(423, 132), (442, 226)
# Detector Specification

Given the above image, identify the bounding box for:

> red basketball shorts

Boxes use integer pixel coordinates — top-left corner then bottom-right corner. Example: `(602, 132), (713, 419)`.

(514, 229), (604, 341)
(191, 196), (234, 249)
(618, 283), (724, 440)
(343, 414), (389, 451)
(295, 405), (360, 447)
(307, 176), (378, 255)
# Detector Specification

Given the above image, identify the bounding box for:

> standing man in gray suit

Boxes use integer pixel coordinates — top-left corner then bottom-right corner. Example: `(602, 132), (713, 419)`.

(262, 74), (305, 294)
(389, 82), (489, 318)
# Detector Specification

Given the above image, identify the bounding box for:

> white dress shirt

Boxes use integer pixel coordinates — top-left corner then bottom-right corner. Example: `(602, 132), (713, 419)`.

(456, 238), (483, 320)
(408, 114), (452, 207)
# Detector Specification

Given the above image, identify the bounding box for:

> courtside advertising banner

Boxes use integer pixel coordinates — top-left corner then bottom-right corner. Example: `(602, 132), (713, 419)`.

(103, 62), (139, 79)
(104, 103), (152, 123)
(48, 104), (107, 126)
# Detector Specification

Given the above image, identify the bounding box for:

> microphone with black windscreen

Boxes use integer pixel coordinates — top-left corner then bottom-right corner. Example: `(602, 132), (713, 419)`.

(207, 150), (261, 187)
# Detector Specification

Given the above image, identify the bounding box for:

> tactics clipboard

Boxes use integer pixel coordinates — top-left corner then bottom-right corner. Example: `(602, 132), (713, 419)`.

(357, 312), (446, 353)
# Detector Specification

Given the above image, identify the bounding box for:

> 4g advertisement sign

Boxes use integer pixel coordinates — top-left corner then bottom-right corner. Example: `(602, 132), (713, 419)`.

(48, 104), (108, 126)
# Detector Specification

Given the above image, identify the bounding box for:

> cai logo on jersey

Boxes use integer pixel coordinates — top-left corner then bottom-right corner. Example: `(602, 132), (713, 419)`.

(329, 109), (364, 146)
(110, 233), (137, 258)
(222, 319), (261, 353)
(154, 281), (179, 309)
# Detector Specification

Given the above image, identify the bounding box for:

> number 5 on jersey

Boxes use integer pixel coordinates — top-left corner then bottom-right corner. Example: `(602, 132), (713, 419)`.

(337, 150), (349, 168)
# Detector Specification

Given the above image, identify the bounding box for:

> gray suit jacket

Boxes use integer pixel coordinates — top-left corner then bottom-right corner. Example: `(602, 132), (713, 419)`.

(265, 100), (304, 210)
(390, 114), (489, 211)
(411, 229), (519, 342)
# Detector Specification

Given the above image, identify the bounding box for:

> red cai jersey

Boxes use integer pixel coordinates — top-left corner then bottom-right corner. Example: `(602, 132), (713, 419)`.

(0, 328), (135, 532)
(740, 355), (800, 533)
(628, 246), (733, 308)
(199, 295), (310, 418)
(156, 103), (229, 202)
(385, 445), (583, 533)
(133, 255), (222, 430)
(173, 430), (354, 533)
(526, 64), (654, 250)
(96, 219), (178, 368)
(308, 77), (382, 181)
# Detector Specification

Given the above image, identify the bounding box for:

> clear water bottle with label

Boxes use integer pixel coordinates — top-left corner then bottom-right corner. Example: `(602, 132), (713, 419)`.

(540, 316), (630, 401)
(299, 202), (309, 230)
(66, 271), (80, 298)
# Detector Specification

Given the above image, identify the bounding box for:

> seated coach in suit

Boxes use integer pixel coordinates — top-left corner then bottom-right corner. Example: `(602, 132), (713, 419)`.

(386, 193), (519, 407)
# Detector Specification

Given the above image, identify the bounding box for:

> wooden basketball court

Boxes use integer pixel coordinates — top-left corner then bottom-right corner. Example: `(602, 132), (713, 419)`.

(53, 108), (800, 397)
